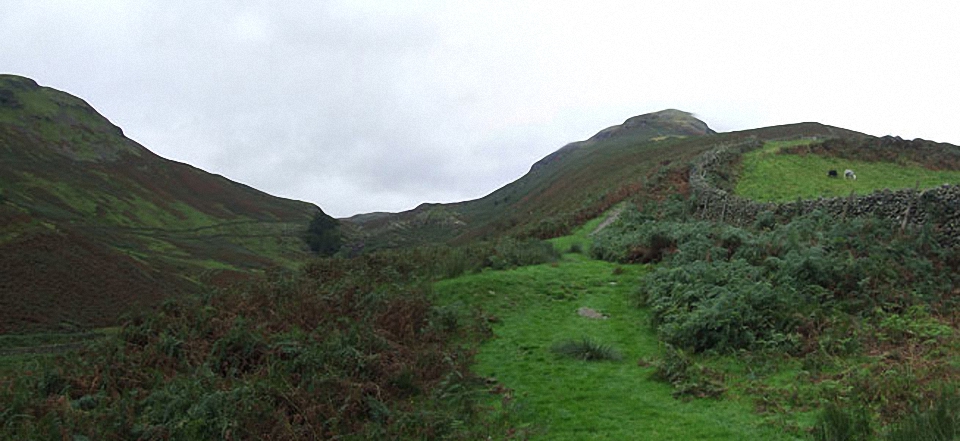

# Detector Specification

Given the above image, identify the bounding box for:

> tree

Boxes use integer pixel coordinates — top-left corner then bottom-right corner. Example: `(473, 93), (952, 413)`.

(304, 210), (342, 256)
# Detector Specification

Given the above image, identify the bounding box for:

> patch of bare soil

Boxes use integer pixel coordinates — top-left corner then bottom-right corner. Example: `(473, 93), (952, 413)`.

(590, 206), (625, 236)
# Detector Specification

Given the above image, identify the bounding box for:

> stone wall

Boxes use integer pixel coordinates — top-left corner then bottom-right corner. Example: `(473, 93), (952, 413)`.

(690, 143), (960, 245)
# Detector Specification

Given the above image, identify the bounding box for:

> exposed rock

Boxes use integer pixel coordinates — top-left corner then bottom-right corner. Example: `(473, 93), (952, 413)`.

(577, 307), (608, 320)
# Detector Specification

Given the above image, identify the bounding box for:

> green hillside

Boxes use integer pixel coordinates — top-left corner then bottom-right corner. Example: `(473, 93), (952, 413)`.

(0, 75), (332, 332)
(3, 75), (959, 439)
(346, 111), (864, 251)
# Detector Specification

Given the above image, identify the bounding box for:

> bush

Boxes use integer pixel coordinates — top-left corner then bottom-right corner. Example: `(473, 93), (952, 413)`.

(650, 345), (726, 399)
(642, 260), (804, 353)
(595, 209), (959, 354)
(209, 317), (268, 377)
(487, 238), (558, 270)
(0, 249), (512, 439)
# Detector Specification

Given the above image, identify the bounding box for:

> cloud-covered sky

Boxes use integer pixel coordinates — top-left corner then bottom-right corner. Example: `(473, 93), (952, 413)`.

(2, 1), (959, 217)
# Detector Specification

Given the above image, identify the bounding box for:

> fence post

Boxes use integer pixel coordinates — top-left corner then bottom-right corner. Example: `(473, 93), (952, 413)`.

(842, 190), (855, 219)
(901, 181), (921, 232)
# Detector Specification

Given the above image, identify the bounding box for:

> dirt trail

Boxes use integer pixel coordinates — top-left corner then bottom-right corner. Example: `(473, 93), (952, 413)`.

(590, 206), (625, 236)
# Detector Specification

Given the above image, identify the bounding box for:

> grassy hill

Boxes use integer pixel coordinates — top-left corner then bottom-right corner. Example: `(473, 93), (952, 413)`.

(4, 78), (959, 439)
(337, 121), (960, 438)
(0, 75), (331, 332)
(345, 110), (865, 251)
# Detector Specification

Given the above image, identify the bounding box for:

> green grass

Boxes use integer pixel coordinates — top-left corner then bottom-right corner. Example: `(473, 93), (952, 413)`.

(434, 253), (800, 440)
(736, 140), (960, 202)
(547, 211), (606, 253)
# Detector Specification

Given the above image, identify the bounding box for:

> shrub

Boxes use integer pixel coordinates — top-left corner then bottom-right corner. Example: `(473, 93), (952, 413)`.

(876, 305), (954, 344)
(650, 345), (726, 399)
(0, 249), (511, 439)
(753, 210), (776, 230)
(551, 337), (622, 361)
(487, 238), (559, 270)
(37, 369), (68, 397)
(641, 260), (804, 353)
(209, 317), (268, 377)
(596, 209), (959, 354)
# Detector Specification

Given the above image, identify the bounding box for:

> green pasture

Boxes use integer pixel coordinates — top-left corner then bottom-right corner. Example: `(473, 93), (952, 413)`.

(736, 140), (960, 202)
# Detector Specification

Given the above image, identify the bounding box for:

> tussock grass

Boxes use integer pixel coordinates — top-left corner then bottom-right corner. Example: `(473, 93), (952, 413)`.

(885, 391), (960, 441)
(551, 337), (622, 361)
(813, 402), (873, 441)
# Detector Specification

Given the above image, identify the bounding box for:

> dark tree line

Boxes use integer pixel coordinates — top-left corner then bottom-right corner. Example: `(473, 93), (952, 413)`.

(304, 210), (342, 256)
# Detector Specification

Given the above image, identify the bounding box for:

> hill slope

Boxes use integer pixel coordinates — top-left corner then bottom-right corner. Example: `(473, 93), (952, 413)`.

(0, 75), (331, 332)
(345, 110), (865, 250)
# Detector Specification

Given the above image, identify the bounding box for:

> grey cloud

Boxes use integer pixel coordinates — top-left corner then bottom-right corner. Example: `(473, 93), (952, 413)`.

(2, 1), (959, 218)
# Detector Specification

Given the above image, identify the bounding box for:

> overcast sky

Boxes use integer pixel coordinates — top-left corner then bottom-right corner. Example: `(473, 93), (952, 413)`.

(2, 1), (959, 217)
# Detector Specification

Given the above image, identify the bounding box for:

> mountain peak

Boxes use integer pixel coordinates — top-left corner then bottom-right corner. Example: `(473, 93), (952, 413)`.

(528, 109), (715, 173)
(588, 109), (715, 142)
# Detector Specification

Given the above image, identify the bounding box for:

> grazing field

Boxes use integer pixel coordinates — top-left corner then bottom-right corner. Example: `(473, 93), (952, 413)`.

(736, 140), (960, 202)
(433, 222), (800, 440)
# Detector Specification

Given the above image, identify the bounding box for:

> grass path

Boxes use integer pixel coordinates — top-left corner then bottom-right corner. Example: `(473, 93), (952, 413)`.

(434, 252), (800, 440)
(590, 204), (626, 236)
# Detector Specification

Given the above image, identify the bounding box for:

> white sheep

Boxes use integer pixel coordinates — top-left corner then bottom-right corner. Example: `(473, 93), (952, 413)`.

(844, 169), (857, 180)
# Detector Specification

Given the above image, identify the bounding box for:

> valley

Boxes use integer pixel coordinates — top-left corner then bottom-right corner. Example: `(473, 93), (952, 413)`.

(2, 75), (958, 439)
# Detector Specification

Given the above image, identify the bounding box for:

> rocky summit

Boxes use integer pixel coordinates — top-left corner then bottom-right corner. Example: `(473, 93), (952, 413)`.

(588, 109), (715, 142)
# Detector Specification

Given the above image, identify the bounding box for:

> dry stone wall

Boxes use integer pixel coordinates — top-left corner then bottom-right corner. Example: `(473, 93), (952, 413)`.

(690, 143), (960, 245)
